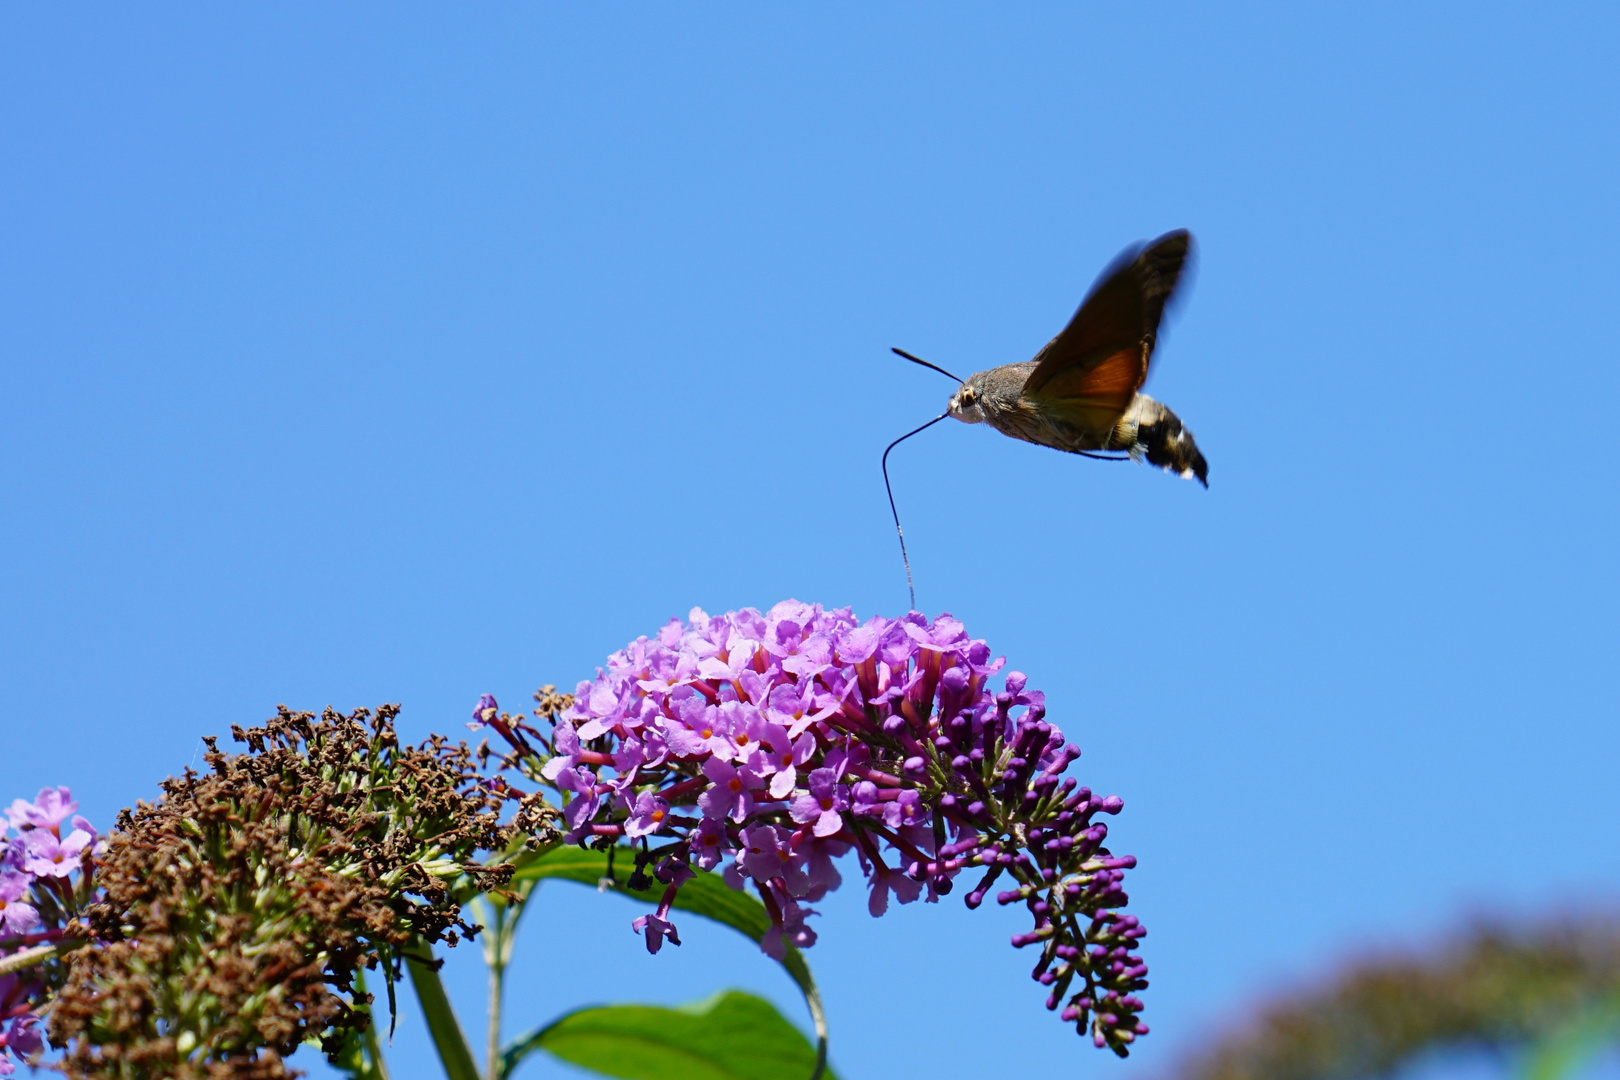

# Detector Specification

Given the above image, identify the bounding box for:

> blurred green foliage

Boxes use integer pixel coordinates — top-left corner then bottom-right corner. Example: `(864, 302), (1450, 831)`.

(1177, 919), (1620, 1080)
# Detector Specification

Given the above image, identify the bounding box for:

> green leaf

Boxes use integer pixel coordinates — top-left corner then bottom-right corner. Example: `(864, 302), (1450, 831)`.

(1518, 991), (1620, 1080)
(503, 990), (836, 1080)
(506, 848), (828, 1079)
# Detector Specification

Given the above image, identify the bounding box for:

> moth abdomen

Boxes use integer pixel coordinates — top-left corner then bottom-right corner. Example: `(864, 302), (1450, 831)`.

(1115, 395), (1208, 487)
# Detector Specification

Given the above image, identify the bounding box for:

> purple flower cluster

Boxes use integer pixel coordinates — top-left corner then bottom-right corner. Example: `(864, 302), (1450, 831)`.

(486, 601), (1151, 1053)
(0, 787), (101, 1075)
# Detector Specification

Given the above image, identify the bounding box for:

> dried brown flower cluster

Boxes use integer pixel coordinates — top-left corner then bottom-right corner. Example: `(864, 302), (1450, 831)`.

(1176, 917), (1620, 1080)
(47, 704), (552, 1080)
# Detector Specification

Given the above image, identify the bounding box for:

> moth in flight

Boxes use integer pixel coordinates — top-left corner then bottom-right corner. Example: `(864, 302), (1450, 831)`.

(885, 230), (1207, 605)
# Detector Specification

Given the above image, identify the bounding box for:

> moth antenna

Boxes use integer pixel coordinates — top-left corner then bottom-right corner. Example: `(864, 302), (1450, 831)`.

(882, 412), (951, 612)
(892, 347), (963, 384)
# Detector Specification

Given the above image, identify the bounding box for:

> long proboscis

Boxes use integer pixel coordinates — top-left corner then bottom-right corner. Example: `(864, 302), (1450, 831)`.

(882, 412), (950, 612)
(891, 346), (963, 384)
(883, 347), (1128, 609)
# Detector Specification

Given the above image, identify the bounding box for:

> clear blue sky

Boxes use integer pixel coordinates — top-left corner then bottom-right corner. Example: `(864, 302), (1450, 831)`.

(3, 5), (1617, 1079)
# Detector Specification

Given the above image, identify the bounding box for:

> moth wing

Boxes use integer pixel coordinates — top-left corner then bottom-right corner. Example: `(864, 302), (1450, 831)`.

(1021, 230), (1193, 429)
(1024, 346), (1149, 432)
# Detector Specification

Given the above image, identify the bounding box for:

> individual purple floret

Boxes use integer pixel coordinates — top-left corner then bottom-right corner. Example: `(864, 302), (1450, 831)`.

(0, 1011), (41, 1076)
(5, 789), (77, 836)
(21, 829), (92, 879)
(0, 874), (39, 938)
(499, 601), (1150, 1054)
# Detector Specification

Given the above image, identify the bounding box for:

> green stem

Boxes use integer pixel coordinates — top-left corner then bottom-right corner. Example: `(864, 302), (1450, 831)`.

(476, 881), (541, 1080)
(0, 938), (84, 976)
(487, 949), (503, 1080)
(484, 903), (507, 1080)
(356, 967), (392, 1080)
(404, 938), (481, 1080)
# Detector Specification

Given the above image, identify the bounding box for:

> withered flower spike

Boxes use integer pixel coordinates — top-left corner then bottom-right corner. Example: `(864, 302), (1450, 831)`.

(48, 704), (541, 1080)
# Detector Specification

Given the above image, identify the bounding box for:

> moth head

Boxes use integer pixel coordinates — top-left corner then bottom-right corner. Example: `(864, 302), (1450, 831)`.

(947, 380), (985, 424)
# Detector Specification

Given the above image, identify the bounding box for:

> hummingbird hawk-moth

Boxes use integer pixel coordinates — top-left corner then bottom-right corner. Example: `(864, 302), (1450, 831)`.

(884, 230), (1208, 605)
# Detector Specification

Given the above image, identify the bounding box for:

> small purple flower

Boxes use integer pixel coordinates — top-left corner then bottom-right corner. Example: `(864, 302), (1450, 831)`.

(798, 837), (846, 901)
(623, 792), (670, 839)
(0, 872), (39, 937)
(757, 722), (815, 799)
(631, 879), (686, 955)
(759, 889), (819, 959)
(738, 823), (794, 883)
(865, 859), (924, 917)
(5, 788), (77, 836)
(22, 828), (90, 879)
(724, 706), (776, 765)
(630, 912), (681, 954)
(790, 767), (849, 838)
(654, 855), (695, 888)
(666, 691), (735, 760)
(540, 721), (585, 782)
(3, 1014), (41, 1057)
(552, 767), (601, 840)
(470, 693), (529, 751)
(697, 757), (761, 824)
(691, 818), (730, 870)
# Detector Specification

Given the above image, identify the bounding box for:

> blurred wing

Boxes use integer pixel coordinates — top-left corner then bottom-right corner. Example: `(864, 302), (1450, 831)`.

(1021, 230), (1193, 428)
(1027, 345), (1149, 432)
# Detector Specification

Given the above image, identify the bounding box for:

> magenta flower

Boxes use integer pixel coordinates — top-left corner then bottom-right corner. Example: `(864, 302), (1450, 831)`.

(737, 823), (799, 886)
(630, 865), (690, 956)
(0, 872), (39, 937)
(622, 792), (671, 839)
(22, 828), (91, 879)
(864, 856), (924, 916)
(551, 767), (601, 841)
(0, 792), (101, 1075)
(5, 788), (77, 836)
(757, 721), (814, 799)
(666, 691), (736, 760)
(759, 890), (818, 959)
(790, 766), (848, 838)
(3, 1015), (40, 1057)
(469, 693), (531, 752)
(525, 602), (1151, 1054)
(540, 720), (586, 781)
(690, 818), (728, 870)
(697, 757), (764, 823)
(630, 911), (680, 954)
